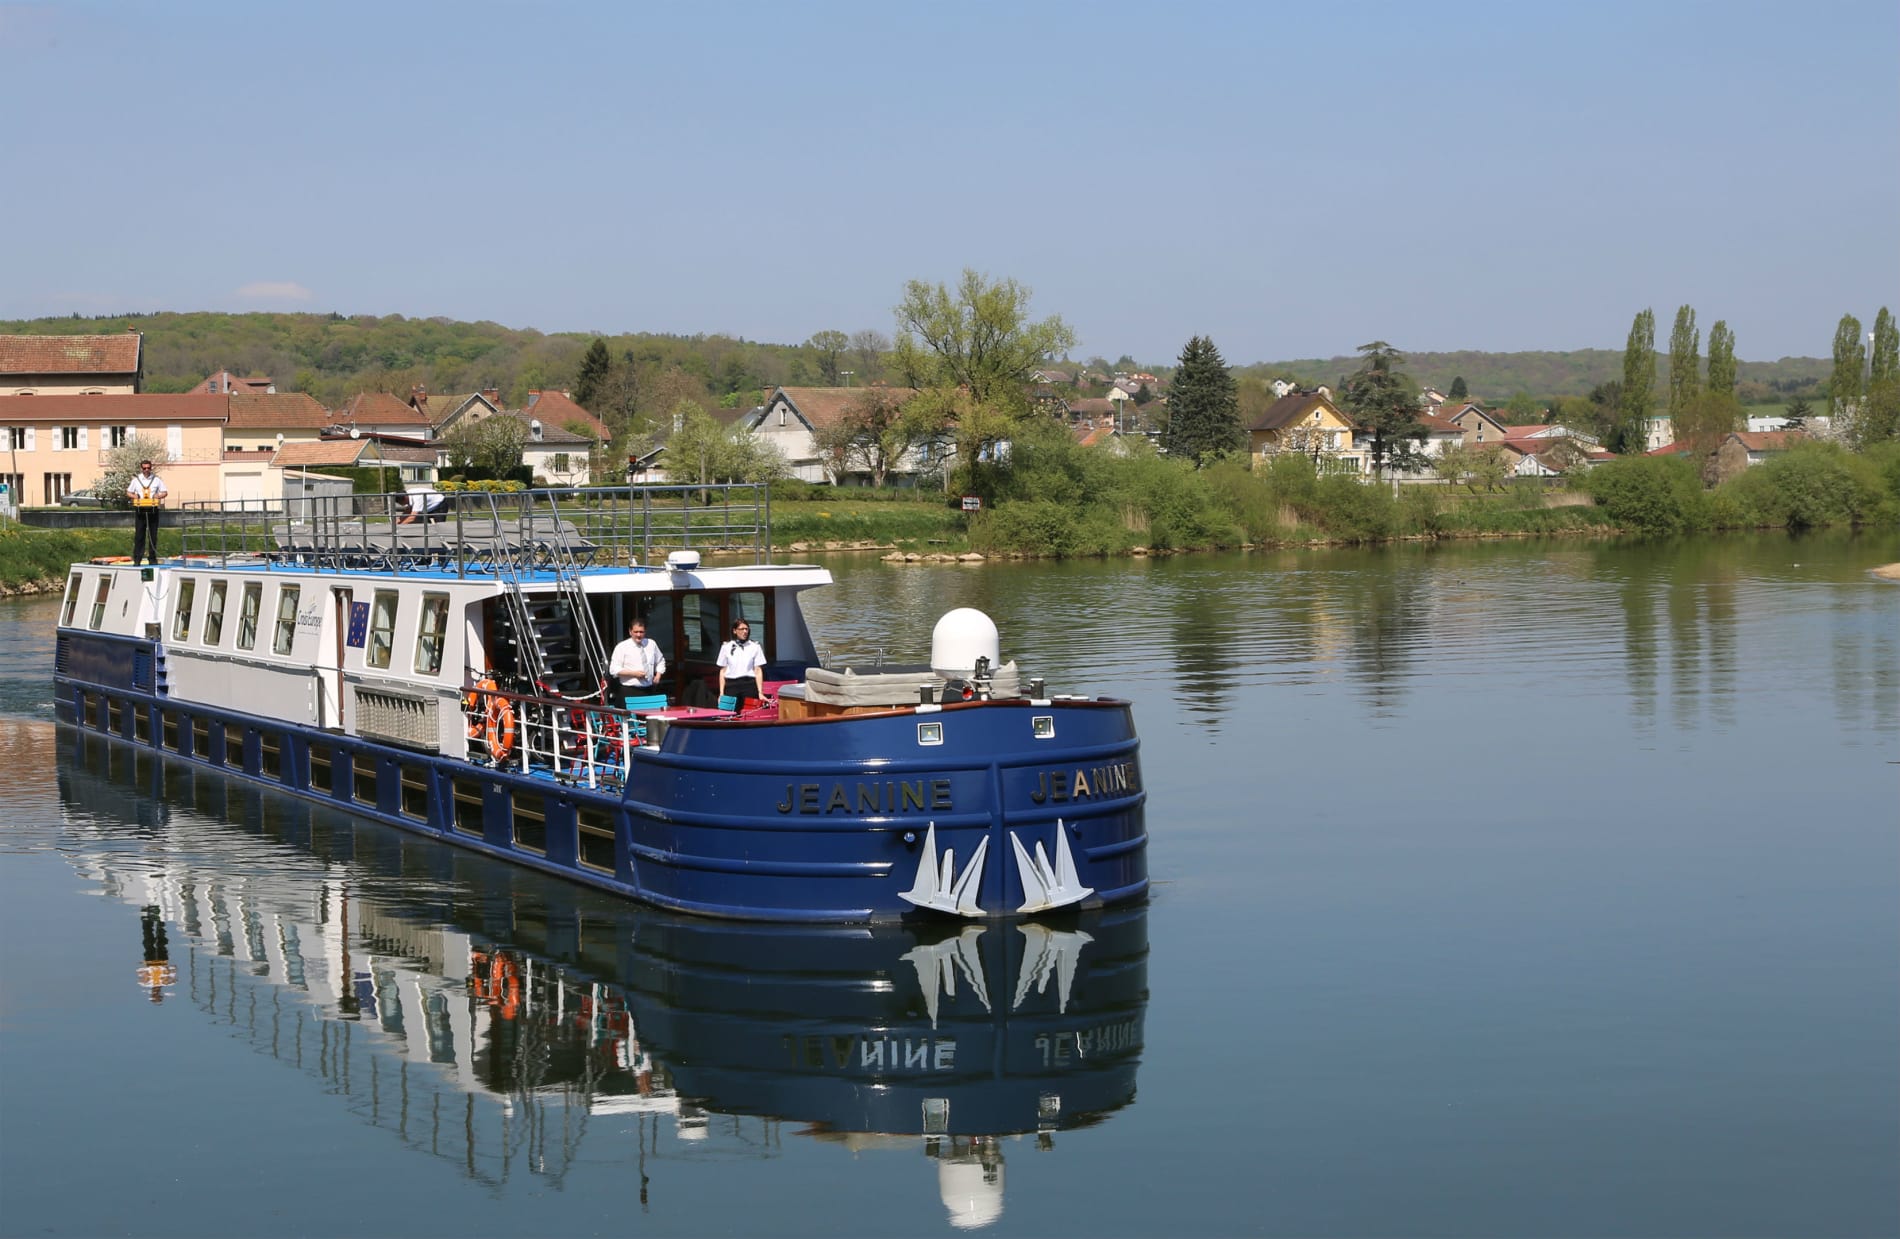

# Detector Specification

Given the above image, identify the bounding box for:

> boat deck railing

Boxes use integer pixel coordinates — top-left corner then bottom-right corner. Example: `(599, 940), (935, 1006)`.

(176, 483), (771, 577)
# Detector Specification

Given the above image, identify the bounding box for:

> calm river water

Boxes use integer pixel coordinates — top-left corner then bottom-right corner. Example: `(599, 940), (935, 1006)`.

(2, 533), (1896, 1238)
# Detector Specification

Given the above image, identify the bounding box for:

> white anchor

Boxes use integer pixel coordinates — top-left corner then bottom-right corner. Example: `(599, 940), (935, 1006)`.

(899, 823), (989, 917)
(1010, 819), (1093, 914)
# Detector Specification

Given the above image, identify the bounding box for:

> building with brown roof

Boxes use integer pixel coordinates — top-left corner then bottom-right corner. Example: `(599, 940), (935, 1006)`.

(524, 389), (611, 441)
(1245, 391), (1367, 473)
(221, 393), (335, 502)
(745, 386), (928, 485)
(191, 370), (275, 395)
(0, 393), (225, 505)
(0, 331), (144, 395)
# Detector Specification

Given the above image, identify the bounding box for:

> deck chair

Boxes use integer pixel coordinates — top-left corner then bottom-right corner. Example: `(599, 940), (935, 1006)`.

(620, 693), (668, 741)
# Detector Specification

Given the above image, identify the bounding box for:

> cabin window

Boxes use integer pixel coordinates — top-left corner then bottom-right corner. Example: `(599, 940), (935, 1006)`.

(62, 573), (82, 626)
(203, 580), (228, 646)
(366, 589), (398, 669)
(273, 585), (301, 655)
(680, 593), (708, 655)
(414, 593), (450, 675)
(235, 582), (262, 650)
(89, 575), (112, 629)
(171, 578), (197, 642)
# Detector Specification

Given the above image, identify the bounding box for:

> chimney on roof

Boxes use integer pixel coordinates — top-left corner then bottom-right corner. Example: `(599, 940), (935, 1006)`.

(412, 383), (427, 397)
(482, 386), (501, 406)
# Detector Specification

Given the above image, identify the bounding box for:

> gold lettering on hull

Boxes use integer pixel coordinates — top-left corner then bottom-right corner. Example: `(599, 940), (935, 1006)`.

(1030, 761), (1139, 804)
(776, 779), (955, 815)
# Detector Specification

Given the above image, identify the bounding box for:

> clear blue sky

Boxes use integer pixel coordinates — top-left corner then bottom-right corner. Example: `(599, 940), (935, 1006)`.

(3, 0), (1895, 365)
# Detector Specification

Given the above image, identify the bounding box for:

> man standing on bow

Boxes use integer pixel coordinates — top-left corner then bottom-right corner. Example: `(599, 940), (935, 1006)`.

(608, 618), (667, 707)
(125, 459), (168, 565)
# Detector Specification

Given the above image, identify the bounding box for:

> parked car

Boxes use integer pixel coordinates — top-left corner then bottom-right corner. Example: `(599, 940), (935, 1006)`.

(58, 488), (107, 507)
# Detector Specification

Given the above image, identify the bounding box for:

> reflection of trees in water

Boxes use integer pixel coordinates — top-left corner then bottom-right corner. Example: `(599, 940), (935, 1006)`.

(1614, 559), (1660, 735)
(1341, 552), (1433, 715)
(1832, 589), (1900, 739)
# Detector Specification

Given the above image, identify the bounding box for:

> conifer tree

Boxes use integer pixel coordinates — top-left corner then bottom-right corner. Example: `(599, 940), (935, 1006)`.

(1706, 320), (1736, 400)
(1163, 335), (1242, 466)
(1448, 376), (1467, 400)
(1340, 341), (1426, 476)
(574, 338), (612, 410)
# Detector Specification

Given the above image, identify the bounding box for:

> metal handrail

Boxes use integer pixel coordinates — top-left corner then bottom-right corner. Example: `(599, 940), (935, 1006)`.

(176, 483), (772, 574)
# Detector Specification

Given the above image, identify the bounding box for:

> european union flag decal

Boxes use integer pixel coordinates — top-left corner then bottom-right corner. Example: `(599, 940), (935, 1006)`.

(347, 601), (370, 648)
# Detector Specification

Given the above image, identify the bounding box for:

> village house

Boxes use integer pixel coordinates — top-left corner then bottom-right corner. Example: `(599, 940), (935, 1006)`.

(1246, 390), (1368, 472)
(220, 392), (332, 503)
(336, 391), (432, 439)
(1710, 429), (1809, 482)
(744, 386), (931, 486)
(0, 393), (226, 506)
(190, 369), (275, 395)
(1443, 401), (1512, 447)
(0, 331), (144, 395)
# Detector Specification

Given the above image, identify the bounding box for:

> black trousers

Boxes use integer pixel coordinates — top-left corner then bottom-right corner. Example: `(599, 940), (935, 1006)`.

(132, 508), (161, 564)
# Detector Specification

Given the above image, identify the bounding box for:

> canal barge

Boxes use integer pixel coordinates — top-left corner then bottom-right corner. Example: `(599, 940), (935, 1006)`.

(51, 484), (1146, 921)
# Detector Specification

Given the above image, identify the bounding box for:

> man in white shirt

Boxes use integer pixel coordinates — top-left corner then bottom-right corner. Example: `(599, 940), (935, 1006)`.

(608, 619), (667, 707)
(398, 484), (448, 524)
(125, 459), (168, 565)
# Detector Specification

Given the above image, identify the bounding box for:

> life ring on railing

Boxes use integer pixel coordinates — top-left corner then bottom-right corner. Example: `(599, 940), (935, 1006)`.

(464, 677), (516, 762)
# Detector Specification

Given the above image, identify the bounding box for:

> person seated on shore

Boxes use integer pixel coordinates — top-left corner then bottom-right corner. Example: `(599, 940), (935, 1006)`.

(608, 618), (667, 709)
(398, 485), (449, 525)
(716, 619), (767, 709)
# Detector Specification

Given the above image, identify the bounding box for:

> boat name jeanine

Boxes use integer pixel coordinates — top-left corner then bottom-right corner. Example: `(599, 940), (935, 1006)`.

(776, 779), (953, 815)
(1030, 761), (1139, 804)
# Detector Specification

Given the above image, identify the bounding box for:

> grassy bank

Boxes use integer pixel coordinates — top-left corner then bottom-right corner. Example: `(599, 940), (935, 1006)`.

(8, 438), (1895, 591)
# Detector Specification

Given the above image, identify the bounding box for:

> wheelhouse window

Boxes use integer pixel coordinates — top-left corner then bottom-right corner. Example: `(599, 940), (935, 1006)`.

(172, 578), (197, 642)
(89, 575), (112, 629)
(236, 582), (262, 650)
(62, 573), (82, 626)
(414, 593), (450, 675)
(203, 579), (228, 646)
(366, 590), (398, 669)
(273, 585), (301, 655)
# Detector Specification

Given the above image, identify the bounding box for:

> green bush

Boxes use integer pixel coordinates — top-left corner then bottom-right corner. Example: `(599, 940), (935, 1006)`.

(1719, 441), (1893, 529)
(1580, 456), (1709, 535)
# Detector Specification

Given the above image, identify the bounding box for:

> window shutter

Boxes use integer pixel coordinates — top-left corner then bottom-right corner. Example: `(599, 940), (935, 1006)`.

(168, 426), (183, 459)
(100, 425), (109, 450)
(78, 427), (88, 451)
(24, 428), (34, 452)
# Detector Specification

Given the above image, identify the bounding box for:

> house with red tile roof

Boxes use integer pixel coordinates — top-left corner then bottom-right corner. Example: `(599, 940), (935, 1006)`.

(1710, 429), (1810, 482)
(0, 331), (144, 395)
(221, 393), (334, 502)
(337, 391), (431, 438)
(191, 370), (275, 395)
(0, 392), (225, 505)
(524, 389), (610, 442)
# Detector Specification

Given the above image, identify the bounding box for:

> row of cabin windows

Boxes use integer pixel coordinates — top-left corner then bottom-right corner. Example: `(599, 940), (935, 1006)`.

(166, 578), (298, 654)
(163, 579), (451, 675)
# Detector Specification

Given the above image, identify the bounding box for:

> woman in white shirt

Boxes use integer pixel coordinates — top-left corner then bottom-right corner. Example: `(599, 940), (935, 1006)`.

(716, 619), (767, 706)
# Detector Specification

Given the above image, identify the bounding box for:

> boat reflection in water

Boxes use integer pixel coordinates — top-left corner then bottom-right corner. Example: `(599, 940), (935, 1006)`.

(55, 725), (1148, 1229)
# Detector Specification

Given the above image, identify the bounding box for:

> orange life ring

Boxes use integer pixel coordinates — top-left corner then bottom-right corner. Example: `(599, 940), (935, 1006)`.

(464, 678), (516, 761)
(484, 693), (517, 762)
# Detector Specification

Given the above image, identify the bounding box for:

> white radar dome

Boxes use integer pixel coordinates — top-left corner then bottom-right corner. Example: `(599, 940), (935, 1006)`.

(938, 1157), (1005, 1230)
(931, 608), (1001, 676)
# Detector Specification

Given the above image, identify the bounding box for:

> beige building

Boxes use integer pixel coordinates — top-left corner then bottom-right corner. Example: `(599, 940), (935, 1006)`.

(0, 332), (144, 395)
(221, 393), (334, 503)
(0, 394), (226, 506)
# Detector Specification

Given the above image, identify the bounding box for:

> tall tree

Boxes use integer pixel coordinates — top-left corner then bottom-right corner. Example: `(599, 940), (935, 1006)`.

(1871, 307), (1897, 388)
(1339, 341), (1426, 477)
(1830, 313), (1865, 417)
(1668, 304), (1701, 417)
(1448, 375), (1468, 400)
(849, 329), (890, 382)
(892, 270), (1075, 498)
(1706, 320), (1736, 400)
(805, 330), (849, 386)
(1162, 335), (1242, 466)
(573, 338), (611, 410)
(1619, 308), (1657, 453)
